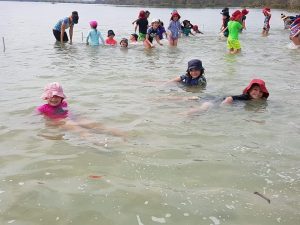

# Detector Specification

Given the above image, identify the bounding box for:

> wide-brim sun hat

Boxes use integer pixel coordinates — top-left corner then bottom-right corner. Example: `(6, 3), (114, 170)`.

(41, 82), (66, 100)
(187, 59), (204, 71)
(243, 79), (269, 99)
(242, 9), (249, 15)
(107, 30), (115, 37)
(231, 10), (243, 21)
(171, 11), (181, 20)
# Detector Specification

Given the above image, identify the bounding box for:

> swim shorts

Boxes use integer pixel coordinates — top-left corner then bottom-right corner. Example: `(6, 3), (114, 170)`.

(227, 39), (241, 50)
(138, 33), (146, 41)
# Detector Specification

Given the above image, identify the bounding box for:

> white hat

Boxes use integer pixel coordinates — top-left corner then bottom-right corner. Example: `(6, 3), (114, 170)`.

(151, 18), (159, 23)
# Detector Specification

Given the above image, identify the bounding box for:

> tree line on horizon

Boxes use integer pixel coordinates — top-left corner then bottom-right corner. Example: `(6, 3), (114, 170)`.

(95, 0), (300, 9)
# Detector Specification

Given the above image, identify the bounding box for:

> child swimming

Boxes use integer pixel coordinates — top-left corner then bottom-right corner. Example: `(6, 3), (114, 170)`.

(220, 7), (230, 38)
(86, 21), (105, 46)
(184, 79), (269, 114)
(222, 79), (269, 104)
(134, 10), (149, 41)
(172, 59), (206, 87)
(36, 82), (126, 140)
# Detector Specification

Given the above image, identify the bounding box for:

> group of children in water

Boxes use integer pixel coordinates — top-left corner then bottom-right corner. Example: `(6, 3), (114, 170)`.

(37, 58), (269, 138)
(53, 7), (300, 55)
(48, 7), (300, 139)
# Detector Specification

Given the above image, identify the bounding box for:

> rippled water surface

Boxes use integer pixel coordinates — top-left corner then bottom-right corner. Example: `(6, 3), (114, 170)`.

(0, 2), (300, 225)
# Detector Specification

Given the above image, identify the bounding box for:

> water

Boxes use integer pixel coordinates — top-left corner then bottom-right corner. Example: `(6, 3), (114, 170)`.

(0, 1), (300, 225)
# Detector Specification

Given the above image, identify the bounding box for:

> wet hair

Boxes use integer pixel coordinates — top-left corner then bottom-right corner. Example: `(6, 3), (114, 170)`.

(131, 33), (138, 41)
(120, 38), (128, 47)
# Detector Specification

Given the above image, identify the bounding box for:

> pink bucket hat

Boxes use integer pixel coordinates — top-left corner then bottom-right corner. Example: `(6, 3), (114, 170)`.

(89, 20), (98, 28)
(41, 82), (66, 100)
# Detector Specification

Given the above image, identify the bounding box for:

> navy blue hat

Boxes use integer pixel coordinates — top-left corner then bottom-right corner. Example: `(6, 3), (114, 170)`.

(107, 30), (115, 37)
(187, 59), (204, 71)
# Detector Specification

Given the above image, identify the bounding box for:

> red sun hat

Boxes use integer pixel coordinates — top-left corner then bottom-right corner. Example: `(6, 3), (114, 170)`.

(242, 9), (249, 15)
(243, 79), (269, 99)
(138, 10), (146, 19)
(231, 10), (243, 21)
(170, 11), (181, 20)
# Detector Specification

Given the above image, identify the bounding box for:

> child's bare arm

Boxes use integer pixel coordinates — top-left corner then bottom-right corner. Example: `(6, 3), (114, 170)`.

(222, 96), (233, 104)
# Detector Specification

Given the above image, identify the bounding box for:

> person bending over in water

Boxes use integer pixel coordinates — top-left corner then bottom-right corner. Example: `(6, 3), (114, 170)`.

(36, 82), (126, 140)
(53, 11), (79, 45)
(144, 18), (163, 49)
(172, 59), (206, 87)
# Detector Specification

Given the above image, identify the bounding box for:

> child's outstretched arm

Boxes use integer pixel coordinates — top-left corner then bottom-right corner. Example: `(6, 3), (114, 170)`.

(222, 96), (233, 104)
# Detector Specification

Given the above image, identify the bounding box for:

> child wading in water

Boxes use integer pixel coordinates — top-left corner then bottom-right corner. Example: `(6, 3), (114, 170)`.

(86, 21), (105, 46)
(36, 82), (126, 140)
(105, 30), (117, 46)
(168, 11), (182, 46)
(227, 10), (243, 54)
(172, 59), (206, 87)
(134, 10), (149, 41)
(262, 8), (271, 36)
(144, 18), (163, 48)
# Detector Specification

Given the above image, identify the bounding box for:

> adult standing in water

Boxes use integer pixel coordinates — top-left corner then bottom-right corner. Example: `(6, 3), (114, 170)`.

(53, 11), (79, 44)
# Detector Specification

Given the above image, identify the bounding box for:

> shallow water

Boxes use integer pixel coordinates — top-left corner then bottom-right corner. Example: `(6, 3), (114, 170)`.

(0, 2), (300, 225)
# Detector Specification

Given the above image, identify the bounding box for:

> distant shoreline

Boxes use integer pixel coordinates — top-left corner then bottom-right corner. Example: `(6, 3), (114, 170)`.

(1, 0), (299, 10)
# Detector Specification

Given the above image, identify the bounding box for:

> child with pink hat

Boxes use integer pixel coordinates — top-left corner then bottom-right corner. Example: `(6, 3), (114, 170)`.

(36, 82), (127, 140)
(86, 20), (105, 46)
(37, 82), (68, 119)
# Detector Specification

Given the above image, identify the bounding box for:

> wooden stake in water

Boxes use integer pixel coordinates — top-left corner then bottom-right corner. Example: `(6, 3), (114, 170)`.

(81, 32), (83, 42)
(2, 37), (5, 52)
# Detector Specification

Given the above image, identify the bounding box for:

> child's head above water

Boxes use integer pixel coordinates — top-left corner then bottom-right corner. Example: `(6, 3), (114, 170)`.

(41, 82), (66, 106)
(107, 29), (115, 38)
(243, 79), (269, 99)
(186, 59), (205, 78)
(170, 11), (181, 21)
(120, 38), (128, 47)
(130, 33), (138, 42)
(89, 20), (98, 29)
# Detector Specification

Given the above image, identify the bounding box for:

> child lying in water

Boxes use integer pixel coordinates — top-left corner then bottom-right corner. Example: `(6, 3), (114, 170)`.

(36, 82), (126, 140)
(222, 79), (269, 104)
(186, 79), (269, 114)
